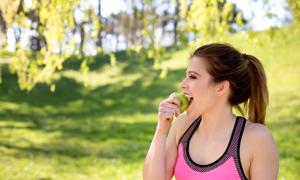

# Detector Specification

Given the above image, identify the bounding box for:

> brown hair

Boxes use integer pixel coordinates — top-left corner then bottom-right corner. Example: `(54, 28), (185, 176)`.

(191, 43), (269, 124)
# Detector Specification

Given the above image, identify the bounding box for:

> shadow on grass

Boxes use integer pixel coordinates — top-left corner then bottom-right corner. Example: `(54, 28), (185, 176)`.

(0, 62), (186, 162)
(0, 121), (157, 162)
(0, 67), (185, 117)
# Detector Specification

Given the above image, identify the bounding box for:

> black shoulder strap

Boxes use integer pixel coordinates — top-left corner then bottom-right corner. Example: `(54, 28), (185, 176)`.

(227, 116), (246, 157)
(178, 116), (201, 144)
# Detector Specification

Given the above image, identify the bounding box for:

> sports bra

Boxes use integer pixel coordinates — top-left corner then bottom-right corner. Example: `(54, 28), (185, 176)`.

(174, 116), (248, 180)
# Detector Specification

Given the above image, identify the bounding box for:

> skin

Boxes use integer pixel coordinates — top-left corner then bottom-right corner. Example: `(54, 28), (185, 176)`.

(143, 56), (279, 180)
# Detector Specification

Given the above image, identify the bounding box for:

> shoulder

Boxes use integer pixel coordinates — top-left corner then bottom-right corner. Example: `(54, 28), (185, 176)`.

(242, 120), (280, 178)
(244, 121), (276, 144)
(243, 120), (279, 160)
(170, 112), (197, 146)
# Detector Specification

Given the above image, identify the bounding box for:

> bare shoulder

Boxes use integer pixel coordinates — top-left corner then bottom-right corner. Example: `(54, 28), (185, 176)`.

(170, 112), (197, 146)
(243, 120), (279, 159)
(242, 120), (280, 178)
(244, 121), (276, 144)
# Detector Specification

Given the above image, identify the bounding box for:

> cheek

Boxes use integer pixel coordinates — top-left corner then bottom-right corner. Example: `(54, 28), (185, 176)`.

(194, 86), (215, 104)
(191, 80), (213, 99)
(194, 95), (216, 113)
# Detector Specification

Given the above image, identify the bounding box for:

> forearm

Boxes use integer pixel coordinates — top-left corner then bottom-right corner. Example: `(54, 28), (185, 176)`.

(143, 128), (168, 180)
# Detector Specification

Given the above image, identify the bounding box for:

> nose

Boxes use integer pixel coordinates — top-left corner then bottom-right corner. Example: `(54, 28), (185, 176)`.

(180, 78), (188, 91)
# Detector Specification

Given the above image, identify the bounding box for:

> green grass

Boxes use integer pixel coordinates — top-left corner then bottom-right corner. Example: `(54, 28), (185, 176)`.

(0, 24), (299, 179)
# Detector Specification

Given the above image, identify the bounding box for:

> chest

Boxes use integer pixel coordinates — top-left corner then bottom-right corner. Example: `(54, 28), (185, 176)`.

(188, 132), (251, 179)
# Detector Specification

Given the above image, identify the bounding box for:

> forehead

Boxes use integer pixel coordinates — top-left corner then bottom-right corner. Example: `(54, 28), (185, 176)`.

(186, 56), (208, 73)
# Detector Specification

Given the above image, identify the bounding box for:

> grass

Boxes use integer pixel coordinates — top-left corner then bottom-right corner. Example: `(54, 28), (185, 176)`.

(0, 24), (299, 179)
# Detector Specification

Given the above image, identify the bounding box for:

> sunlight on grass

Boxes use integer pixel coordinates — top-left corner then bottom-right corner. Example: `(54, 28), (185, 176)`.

(62, 63), (143, 89)
(0, 25), (299, 179)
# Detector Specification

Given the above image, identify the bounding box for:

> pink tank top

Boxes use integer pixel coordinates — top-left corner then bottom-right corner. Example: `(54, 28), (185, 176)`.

(174, 116), (248, 180)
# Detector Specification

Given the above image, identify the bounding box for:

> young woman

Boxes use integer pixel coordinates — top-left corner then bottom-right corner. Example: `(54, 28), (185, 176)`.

(143, 43), (279, 180)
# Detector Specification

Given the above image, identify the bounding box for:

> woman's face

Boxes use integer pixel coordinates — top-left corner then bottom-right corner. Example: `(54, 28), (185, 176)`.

(180, 56), (220, 118)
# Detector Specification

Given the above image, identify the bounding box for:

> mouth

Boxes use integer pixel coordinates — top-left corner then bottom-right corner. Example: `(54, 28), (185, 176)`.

(186, 95), (193, 105)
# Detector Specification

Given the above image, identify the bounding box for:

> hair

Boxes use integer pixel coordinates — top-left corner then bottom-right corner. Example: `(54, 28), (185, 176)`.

(191, 43), (269, 125)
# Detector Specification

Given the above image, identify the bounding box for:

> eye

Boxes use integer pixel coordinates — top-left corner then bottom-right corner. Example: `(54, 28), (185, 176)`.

(188, 75), (197, 79)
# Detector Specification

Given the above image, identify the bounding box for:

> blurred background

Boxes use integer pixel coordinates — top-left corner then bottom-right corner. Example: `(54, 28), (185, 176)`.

(0, 0), (299, 179)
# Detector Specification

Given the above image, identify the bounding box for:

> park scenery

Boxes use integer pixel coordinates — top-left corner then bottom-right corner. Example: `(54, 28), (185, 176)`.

(0, 0), (299, 179)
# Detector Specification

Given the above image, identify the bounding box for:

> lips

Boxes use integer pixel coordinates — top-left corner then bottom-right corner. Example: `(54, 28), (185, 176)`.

(184, 94), (193, 105)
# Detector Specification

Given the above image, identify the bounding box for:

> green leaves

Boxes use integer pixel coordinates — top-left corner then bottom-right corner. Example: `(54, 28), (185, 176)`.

(7, 49), (65, 91)
(176, 0), (248, 43)
(0, 0), (80, 91)
(0, 0), (295, 92)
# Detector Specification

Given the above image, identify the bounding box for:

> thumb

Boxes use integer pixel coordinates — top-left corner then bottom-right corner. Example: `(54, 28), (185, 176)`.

(175, 110), (180, 117)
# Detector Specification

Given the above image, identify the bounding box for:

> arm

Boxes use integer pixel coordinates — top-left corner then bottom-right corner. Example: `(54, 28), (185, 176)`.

(143, 129), (168, 180)
(165, 114), (184, 180)
(143, 96), (181, 180)
(249, 124), (279, 180)
(143, 114), (183, 180)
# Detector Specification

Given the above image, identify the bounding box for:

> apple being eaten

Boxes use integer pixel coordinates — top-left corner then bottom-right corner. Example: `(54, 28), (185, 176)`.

(170, 92), (189, 113)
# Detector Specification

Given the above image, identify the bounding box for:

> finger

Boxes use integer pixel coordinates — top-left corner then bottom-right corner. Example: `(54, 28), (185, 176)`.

(159, 108), (178, 119)
(162, 106), (180, 117)
(174, 109), (181, 117)
(167, 97), (181, 107)
(159, 108), (176, 115)
(159, 97), (180, 108)
(174, 106), (181, 116)
(163, 103), (180, 116)
(159, 112), (174, 120)
(158, 104), (180, 113)
(161, 103), (180, 110)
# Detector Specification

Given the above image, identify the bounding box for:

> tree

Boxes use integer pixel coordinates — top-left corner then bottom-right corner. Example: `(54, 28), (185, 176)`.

(0, 9), (8, 47)
(287, 0), (300, 24)
(173, 0), (180, 45)
(96, 0), (103, 49)
(0, 0), (79, 90)
(2, 0), (288, 91)
(179, 0), (246, 42)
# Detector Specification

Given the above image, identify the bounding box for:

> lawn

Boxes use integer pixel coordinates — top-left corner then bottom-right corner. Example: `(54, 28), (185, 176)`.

(0, 25), (299, 179)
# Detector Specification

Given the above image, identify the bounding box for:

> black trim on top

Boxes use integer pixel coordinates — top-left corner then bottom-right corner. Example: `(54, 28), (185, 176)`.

(177, 115), (201, 148)
(186, 116), (239, 168)
(237, 118), (248, 180)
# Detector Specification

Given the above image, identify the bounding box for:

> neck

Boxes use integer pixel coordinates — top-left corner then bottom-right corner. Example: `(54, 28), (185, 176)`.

(198, 104), (236, 140)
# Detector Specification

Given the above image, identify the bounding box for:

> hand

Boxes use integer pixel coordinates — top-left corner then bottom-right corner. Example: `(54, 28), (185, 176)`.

(157, 95), (181, 134)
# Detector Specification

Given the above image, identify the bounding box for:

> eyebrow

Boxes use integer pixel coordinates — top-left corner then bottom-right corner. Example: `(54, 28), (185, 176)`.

(186, 70), (200, 75)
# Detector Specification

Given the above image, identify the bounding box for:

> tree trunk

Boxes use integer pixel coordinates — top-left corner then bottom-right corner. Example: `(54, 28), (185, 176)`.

(0, 9), (7, 36)
(79, 23), (85, 55)
(131, 0), (138, 45)
(96, 0), (103, 49)
(141, 1), (145, 46)
(0, 9), (7, 47)
(173, 0), (180, 45)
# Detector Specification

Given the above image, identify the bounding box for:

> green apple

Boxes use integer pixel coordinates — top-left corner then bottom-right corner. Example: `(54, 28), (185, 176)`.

(170, 92), (189, 113)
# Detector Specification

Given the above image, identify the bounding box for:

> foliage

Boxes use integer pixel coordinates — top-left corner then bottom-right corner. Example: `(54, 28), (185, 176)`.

(0, 24), (299, 179)
(179, 0), (245, 42)
(287, 0), (300, 24)
(0, 0), (297, 91)
(8, 49), (64, 91)
(0, 0), (79, 90)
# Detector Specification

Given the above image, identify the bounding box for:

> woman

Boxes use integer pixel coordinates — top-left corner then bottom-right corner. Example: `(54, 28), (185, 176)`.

(143, 43), (279, 180)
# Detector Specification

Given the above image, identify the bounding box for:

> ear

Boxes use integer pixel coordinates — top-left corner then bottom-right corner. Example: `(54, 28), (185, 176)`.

(215, 80), (230, 96)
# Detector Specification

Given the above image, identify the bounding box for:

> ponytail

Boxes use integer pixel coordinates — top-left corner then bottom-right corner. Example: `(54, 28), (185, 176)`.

(243, 54), (269, 125)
